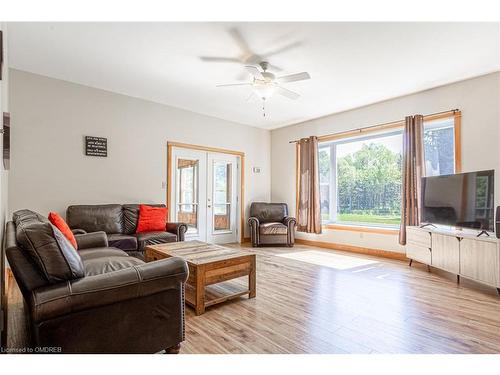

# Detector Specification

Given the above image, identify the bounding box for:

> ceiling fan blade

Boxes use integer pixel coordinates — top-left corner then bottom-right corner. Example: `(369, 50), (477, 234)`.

(228, 27), (252, 55)
(276, 72), (311, 83)
(216, 83), (252, 87)
(245, 66), (264, 80)
(200, 56), (241, 63)
(276, 86), (300, 100)
(264, 41), (302, 57)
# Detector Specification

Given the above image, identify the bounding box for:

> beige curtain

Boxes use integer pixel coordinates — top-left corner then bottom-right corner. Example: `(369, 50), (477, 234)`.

(399, 115), (425, 245)
(297, 136), (322, 234)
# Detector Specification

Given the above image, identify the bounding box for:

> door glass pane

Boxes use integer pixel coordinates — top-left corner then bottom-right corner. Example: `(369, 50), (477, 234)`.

(213, 161), (231, 231)
(177, 204), (198, 230)
(177, 158), (198, 231)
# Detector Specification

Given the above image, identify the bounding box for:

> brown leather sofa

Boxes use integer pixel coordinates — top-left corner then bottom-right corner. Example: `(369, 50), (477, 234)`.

(5, 209), (189, 353)
(248, 202), (296, 247)
(66, 204), (187, 259)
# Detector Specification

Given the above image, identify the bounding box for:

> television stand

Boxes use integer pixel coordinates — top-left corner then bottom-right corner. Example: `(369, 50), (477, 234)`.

(405, 226), (500, 294)
(477, 230), (490, 237)
(419, 223), (437, 229)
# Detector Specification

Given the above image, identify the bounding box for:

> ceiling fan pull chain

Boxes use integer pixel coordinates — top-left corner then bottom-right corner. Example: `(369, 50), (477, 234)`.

(262, 98), (266, 117)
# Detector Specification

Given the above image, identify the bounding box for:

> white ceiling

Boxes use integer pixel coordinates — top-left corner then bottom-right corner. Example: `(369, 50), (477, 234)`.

(7, 22), (500, 129)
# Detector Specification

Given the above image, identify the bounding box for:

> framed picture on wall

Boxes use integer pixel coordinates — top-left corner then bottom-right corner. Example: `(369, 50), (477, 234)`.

(3, 112), (10, 170)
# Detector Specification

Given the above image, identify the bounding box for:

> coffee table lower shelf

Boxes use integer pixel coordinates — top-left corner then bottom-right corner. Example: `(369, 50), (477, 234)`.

(185, 283), (252, 310)
(185, 256), (256, 315)
(145, 241), (256, 316)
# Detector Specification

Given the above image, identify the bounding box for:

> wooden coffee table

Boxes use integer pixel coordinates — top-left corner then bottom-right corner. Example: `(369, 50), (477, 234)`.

(145, 241), (256, 315)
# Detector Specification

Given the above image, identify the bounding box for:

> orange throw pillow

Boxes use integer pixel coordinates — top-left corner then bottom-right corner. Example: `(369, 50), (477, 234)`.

(48, 212), (78, 250)
(136, 205), (168, 233)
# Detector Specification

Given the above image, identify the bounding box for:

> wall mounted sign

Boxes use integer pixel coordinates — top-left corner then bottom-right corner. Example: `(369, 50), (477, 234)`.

(85, 136), (107, 157)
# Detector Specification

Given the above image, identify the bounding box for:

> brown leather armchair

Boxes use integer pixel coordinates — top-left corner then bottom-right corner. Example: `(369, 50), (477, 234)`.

(248, 202), (296, 247)
(6, 209), (188, 353)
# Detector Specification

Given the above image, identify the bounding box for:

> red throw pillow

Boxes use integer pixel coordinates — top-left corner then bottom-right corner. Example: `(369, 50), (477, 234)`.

(136, 205), (168, 233)
(48, 212), (78, 250)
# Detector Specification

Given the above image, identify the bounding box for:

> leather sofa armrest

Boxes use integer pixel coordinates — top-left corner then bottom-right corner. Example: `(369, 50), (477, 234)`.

(71, 228), (87, 235)
(248, 217), (260, 228)
(166, 222), (188, 241)
(248, 217), (260, 247)
(74, 231), (108, 249)
(283, 216), (297, 227)
(283, 216), (297, 246)
(30, 257), (189, 323)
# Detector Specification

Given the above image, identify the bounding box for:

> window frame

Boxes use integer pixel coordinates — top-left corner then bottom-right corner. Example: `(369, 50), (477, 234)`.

(295, 111), (462, 234)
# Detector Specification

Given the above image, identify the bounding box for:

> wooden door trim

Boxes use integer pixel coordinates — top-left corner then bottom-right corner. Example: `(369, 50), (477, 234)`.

(167, 141), (245, 243)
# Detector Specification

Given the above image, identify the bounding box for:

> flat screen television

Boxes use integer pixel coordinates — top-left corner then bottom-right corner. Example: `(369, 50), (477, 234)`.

(421, 170), (495, 232)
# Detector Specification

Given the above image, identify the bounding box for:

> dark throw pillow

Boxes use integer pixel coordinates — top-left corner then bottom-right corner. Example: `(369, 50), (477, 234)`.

(16, 221), (85, 284)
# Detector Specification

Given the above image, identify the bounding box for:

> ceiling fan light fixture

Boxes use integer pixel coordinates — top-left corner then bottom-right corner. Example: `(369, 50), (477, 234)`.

(252, 82), (276, 100)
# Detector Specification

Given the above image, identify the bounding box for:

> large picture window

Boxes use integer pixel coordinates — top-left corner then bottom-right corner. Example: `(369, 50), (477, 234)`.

(318, 113), (460, 228)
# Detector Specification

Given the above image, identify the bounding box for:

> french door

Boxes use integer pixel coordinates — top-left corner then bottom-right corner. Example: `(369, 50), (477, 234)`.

(170, 147), (240, 243)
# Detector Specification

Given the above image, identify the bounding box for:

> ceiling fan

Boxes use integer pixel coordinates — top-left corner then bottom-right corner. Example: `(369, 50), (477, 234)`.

(200, 27), (302, 73)
(216, 61), (311, 106)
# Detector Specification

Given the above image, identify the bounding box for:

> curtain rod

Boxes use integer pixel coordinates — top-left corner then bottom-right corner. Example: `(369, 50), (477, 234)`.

(288, 109), (460, 144)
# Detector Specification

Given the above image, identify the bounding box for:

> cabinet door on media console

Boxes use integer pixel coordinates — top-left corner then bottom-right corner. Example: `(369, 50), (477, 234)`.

(406, 227), (432, 264)
(460, 238), (499, 287)
(431, 233), (460, 274)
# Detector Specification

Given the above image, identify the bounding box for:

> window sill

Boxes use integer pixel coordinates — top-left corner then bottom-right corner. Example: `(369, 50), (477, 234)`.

(322, 223), (399, 235)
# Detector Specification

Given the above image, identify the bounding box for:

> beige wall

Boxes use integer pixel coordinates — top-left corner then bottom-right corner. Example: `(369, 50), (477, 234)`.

(8, 69), (271, 237)
(271, 72), (500, 253)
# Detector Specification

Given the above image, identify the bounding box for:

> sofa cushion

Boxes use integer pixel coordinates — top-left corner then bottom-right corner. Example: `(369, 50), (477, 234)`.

(122, 204), (166, 235)
(107, 233), (138, 251)
(14, 211), (85, 284)
(259, 222), (288, 235)
(78, 247), (129, 261)
(66, 204), (123, 234)
(83, 256), (144, 276)
(136, 231), (177, 250)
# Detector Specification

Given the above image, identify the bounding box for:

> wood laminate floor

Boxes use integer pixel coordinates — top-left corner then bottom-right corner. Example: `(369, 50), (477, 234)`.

(7, 244), (500, 353)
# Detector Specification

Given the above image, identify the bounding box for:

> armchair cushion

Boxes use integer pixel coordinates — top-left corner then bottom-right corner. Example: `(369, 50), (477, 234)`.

(259, 222), (288, 235)
(249, 202), (288, 223)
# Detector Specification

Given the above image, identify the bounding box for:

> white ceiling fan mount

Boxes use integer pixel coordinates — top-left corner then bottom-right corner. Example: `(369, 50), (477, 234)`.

(216, 61), (311, 105)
